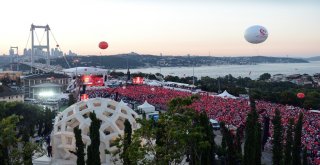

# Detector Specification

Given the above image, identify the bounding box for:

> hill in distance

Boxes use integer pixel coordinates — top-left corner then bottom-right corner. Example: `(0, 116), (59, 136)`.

(305, 56), (320, 61)
(48, 53), (308, 69)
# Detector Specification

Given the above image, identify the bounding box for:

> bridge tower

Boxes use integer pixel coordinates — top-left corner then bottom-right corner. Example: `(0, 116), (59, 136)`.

(30, 24), (51, 73)
(10, 46), (18, 71)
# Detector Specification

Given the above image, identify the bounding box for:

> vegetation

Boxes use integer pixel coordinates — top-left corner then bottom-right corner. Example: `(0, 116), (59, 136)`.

(262, 116), (270, 150)
(292, 113), (304, 165)
(72, 127), (85, 165)
(258, 73), (271, 81)
(284, 118), (294, 165)
(68, 93), (77, 106)
(272, 109), (283, 165)
(112, 95), (217, 164)
(0, 101), (55, 164)
(86, 111), (102, 165)
(123, 119), (132, 165)
(243, 99), (261, 165)
(48, 54), (308, 69)
(0, 115), (20, 164)
(220, 122), (237, 165)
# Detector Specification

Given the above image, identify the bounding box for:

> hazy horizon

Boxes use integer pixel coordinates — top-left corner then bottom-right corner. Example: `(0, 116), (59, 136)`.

(0, 0), (319, 57)
(1, 51), (318, 59)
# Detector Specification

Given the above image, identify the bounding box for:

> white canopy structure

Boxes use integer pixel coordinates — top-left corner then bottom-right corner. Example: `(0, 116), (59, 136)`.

(309, 110), (320, 114)
(217, 90), (237, 99)
(145, 80), (162, 86)
(51, 98), (139, 165)
(164, 81), (195, 88)
(138, 101), (156, 114)
(62, 67), (108, 76)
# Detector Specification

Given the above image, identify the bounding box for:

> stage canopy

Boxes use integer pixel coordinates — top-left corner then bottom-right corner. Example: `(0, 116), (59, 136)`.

(138, 101), (156, 114)
(217, 90), (237, 99)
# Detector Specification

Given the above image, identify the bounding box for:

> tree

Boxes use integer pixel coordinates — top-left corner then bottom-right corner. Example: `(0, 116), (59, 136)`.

(220, 122), (237, 165)
(155, 96), (198, 164)
(284, 118), (294, 165)
(42, 107), (56, 136)
(262, 116), (270, 150)
(255, 122), (262, 165)
(235, 125), (244, 163)
(123, 119), (132, 165)
(68, 93), (77, 106)
(243, 99), (261, 165)
(0, 115), (20, 165)
(258, 73), (271, 81)
(198, 110), (216, 165)
(21, 142), (44, 165)
(0, 102), (55, 164)
(302, 147), (308, 165)
(272, 109), (283, 165)
(86, 112), (101, 165)
(292, 113), (303, 165)
(73, 127), (85, 165)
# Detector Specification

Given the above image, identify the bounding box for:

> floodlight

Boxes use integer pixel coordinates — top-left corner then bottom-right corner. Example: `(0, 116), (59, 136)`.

(39, 91), (55, 97)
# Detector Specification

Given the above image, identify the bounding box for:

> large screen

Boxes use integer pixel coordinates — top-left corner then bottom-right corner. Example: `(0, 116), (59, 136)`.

(80, 94), (89, 100)
(81, 75), (104, 86)
(132, 77), (144, 85)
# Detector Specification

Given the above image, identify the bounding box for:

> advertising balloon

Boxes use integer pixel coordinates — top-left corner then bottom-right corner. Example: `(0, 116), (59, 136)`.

(244, 25), (268, 44)
(99, 41), (108, 49)
(297, 92), (305, 99)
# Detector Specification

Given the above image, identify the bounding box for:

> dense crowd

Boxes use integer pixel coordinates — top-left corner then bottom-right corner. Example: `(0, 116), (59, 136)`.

(84, 85), (320, 164)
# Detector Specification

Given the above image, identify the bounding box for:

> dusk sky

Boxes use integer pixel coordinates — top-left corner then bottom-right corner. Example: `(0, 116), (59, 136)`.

(0, 0), (319, 57)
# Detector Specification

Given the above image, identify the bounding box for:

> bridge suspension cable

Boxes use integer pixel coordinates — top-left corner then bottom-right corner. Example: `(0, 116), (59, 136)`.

(49, 30), (71, 68)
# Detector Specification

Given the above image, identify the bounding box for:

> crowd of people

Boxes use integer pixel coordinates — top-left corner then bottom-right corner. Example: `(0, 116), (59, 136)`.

(84, 84), (320, 164)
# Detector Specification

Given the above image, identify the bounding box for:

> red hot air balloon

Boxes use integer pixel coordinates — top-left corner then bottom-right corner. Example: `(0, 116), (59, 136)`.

(297, 93), (305, 99)
(99, 41), (108, 49)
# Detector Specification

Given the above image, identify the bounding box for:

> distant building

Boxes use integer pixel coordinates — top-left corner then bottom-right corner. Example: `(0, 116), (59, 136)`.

(286, 74), (301, 80)
(21, 73), (70, 98)
(271, 74), (287, 82)
(313, 73), (320, 87)
(0, 83), (24, 102)
(51, 48), (63, 57)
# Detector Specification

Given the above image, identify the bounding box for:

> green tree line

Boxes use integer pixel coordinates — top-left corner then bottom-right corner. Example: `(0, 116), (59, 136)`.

(0, 101), (56, 164)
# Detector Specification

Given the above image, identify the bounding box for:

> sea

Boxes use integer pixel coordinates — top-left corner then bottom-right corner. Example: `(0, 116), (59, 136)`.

(119, 61), (320, 80)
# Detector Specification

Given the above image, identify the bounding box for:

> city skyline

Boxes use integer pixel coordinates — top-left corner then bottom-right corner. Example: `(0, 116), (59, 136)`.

(0, 0), (319, 57)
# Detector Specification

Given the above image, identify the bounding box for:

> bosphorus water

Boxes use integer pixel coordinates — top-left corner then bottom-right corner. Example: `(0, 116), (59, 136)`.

(119, 61), (320, 80)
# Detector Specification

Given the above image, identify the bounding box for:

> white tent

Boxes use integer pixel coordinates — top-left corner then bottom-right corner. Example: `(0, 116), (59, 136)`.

(309, 110), (320, 114)
(217, 90), (237, 99)
(138, 101), (155, 114)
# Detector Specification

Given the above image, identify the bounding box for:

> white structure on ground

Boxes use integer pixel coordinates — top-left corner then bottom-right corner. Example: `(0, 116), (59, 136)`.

(216, 90), (237, 99)
(138, 101), (156, 114)
(144, 79), (163, 86)
(49, 98), (139, 165)
(62, 67), (108, 76)
(32, 155), (51, 165)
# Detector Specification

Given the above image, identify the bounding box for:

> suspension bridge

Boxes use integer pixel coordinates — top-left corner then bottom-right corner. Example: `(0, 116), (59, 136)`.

(8, 24), (70, 73)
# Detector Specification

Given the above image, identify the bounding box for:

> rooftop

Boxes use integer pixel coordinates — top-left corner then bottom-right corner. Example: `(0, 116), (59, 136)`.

(0, 85), (22, 97)
(31, 83), (62, 88)
(21, 73), (70, 80)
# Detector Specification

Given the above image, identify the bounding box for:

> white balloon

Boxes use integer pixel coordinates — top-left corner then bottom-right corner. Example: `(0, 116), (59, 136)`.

(244, 25), (268, 44)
